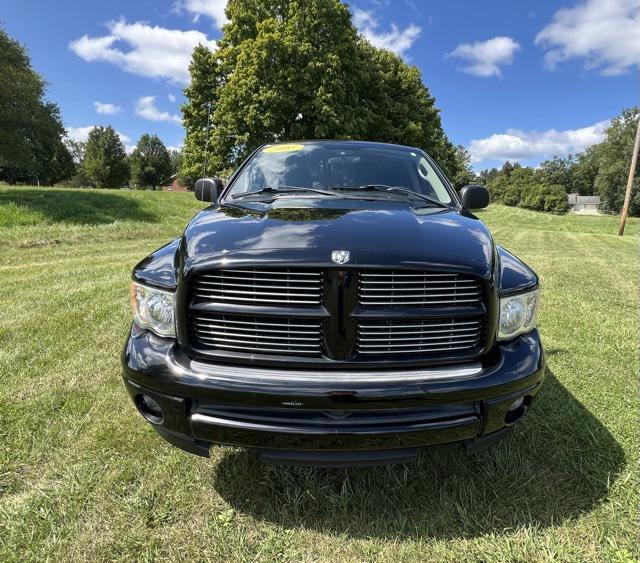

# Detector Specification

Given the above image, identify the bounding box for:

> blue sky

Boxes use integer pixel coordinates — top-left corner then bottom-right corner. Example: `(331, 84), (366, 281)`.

(3, 0), (639, 170)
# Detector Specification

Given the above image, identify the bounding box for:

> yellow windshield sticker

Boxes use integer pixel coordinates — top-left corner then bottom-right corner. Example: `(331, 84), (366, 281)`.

(263, 143), (304, 154)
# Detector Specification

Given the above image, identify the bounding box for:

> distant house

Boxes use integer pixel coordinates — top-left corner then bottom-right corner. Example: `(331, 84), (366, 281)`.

(568, 193), (601, 214)
(161, 174), (189, 192)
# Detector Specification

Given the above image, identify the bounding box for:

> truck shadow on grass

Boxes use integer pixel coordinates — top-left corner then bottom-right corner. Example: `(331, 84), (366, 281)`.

(0, 189), (156, 225)
(212, 368), (625, 539)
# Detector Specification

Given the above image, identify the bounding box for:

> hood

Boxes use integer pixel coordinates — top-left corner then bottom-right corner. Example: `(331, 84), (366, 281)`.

(183, 198), (494, 278)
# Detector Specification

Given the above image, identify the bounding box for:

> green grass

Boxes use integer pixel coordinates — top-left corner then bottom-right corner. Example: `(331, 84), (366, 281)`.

(0, 186), (638, 562)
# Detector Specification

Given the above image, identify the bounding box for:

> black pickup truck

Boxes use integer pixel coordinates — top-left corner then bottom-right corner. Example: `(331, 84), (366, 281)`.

(122, 140), (544, 467)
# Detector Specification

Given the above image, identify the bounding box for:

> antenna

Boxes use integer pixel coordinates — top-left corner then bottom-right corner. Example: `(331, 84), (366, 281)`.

(202, 101), (212, 178)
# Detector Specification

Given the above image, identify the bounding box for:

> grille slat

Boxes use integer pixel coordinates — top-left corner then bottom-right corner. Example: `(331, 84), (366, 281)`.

(198, 282), (319, 290)
(198, 270), (322, 283)
(216, 269), (321, 276)
(358, 298), (480, 306)
(358, 344), (477, 355)
(193, 268), (322, 307)
(361, 285), (478, 291)
(359, 270), (483, 307)
(194, 329), (319, 342)
(360, 337), (479, 346)
(357, 317), (483, 356)
(195, 324), (318, 335)
(361, 273), (465, 278)
(359, 320), (480, 329)
(196, 335), (319, 347)
(361, 331), (480, 342)
(191, 313), (322, 356)
(192, 317), (318, 330)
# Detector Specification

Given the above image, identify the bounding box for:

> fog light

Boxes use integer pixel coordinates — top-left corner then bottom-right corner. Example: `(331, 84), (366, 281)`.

(504, 396), (528, 425)
(135, 393), (164, 424)
(510, 397), (524, 411)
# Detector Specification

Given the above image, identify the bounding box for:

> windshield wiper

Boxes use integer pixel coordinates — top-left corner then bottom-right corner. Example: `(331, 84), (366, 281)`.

(334, 184), (449, 208)
(231, 186), (338, 199)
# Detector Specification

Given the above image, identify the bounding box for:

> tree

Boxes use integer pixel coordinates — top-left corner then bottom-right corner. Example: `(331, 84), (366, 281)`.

(536, 155), (577, 194)
(130, 134), (173, 189)
(572, 147), (599, 196)
(488, 166), (537, 207)
(64, 139), (85, 165)
(182, 0), (459, 184)
(169, 148), (182, 177)
(82, 126), (130, 188)
(450, 145), (476, 189)
(520, 183), (569, 213)
(0, 25), (74, 185)
(477, 167), (499, 186)
(592, 107), (640, 214)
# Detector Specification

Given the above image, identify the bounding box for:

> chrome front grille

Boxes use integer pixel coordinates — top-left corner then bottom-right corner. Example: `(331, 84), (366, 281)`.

(187, 266), (487, 361)
(359, 271), (483, 307)
(190, 313), (322, 355)
(192, 268), (322, 307)
(357, 318), (483, 355)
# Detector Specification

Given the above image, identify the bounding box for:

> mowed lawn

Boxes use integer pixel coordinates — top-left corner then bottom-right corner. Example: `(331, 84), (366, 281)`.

(0, 186), (638, 562)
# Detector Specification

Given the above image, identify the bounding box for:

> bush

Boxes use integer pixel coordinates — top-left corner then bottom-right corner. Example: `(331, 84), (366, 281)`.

(488, 166), (535, 207)
(521, 184), (568, 214)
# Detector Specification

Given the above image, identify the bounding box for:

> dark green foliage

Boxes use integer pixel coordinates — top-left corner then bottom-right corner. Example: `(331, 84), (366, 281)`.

(169, 149), (182, 178)
(488, 166), (568, 213)
(487, 163), (526, 205)
(0, 26), (74, 185)
(450, 145), (476, 189)
(181, 0), (459, 185)
(130, 134), (173, 189)
(81, 126), (130, 188)
(571, 147), (600, 196)
(536, 155), (577, 194)
(591, 108), (639, 214)
(521, 183), (569, 214)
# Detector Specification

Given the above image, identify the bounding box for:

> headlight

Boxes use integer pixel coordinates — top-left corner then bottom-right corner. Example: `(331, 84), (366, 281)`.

(497, 289), (539, 341)
(130, 282), (176, 338)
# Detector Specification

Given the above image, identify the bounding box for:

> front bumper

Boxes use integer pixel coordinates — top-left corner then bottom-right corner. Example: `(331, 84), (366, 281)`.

(122, 327), (544, 465)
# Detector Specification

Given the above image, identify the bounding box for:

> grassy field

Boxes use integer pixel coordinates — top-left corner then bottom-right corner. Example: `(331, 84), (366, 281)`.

(0, 186), (638, 562)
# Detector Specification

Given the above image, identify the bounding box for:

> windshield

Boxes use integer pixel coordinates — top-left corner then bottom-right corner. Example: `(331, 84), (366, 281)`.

(226, 142), (453, 205)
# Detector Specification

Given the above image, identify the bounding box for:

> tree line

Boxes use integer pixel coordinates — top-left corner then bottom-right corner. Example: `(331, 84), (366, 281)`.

(2, 2), (638, 214)
(474, 107), (640, 215)
(67, 128), (180, 189)
(0, 25), (179, 190)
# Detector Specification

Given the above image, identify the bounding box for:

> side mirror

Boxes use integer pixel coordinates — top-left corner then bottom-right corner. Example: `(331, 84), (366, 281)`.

(459, 185), (490, 210)
(195, 177), (224, 202)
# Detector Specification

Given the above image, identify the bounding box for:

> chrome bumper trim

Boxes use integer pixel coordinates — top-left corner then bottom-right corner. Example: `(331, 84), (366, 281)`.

(186, 359), (483, 384)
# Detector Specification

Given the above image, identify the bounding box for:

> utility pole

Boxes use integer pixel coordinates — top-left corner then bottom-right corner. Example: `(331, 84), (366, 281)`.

(618, 113), (640, 236)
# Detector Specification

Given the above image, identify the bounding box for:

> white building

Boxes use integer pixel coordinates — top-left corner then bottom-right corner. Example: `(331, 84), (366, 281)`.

(568, 193), (601, 214)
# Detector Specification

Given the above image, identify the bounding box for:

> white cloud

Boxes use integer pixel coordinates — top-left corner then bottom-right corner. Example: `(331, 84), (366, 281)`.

(468, 120), (610, 163)
(168, 93), (177, 102)
(66, 126), (95, 143)
(177, 0), (228, 28)
(352, 8), (421, 56)
(535, 0), (640, 75)
(446, 36), (520, 77)
(94, 101), (121, 115)
(69, 19), (216, 85)
(66, 125), (131, 145)
(135, 96), (182, 124)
